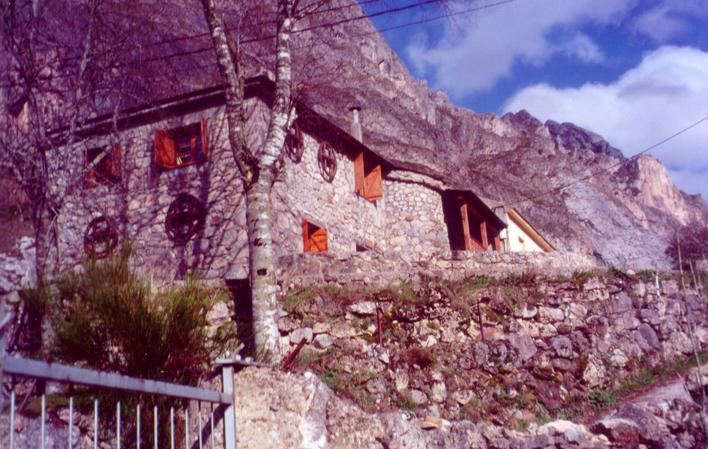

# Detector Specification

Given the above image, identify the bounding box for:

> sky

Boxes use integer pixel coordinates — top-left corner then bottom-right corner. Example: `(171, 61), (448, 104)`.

(364, 0), (708, 198)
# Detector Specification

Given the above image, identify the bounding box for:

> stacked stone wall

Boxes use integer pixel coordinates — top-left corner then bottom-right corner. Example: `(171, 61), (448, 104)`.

(49, 95), (460, 283)
(276, 250), (597, 288)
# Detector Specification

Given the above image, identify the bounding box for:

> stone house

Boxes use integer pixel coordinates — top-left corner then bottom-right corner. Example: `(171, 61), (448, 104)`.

(55, 76), (519, 283)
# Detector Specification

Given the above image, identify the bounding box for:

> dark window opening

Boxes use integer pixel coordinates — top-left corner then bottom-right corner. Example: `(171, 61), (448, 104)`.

(85, 145), (121, 188)
(227, 278), (254, 356)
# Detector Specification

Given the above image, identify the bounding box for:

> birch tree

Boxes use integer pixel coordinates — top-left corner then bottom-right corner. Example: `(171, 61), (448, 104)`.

(199, 0), (305, 359)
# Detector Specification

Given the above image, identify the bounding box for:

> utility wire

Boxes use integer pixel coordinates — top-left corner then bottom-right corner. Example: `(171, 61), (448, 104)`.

(503, 114), (708, 209)
(1, 0), (507, 89)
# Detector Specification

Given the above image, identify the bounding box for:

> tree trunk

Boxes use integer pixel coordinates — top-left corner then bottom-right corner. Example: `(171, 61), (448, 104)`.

(245, 171), (280, 357)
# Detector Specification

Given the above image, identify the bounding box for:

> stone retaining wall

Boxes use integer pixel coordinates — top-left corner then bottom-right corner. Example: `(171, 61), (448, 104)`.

(276, 250), (597, 288)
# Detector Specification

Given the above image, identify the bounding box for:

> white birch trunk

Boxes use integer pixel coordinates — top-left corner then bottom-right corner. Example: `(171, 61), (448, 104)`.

(201, 0), (295, 359)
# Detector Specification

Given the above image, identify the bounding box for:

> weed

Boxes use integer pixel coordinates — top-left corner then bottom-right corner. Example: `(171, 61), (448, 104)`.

(398, 394), (418, 412)
(322, 369), (343, 392)
(589, 389), (617, 408)
(281, 286), (317, 311)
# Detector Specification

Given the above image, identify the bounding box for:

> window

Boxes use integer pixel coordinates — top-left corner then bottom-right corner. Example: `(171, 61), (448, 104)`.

(154, 119), (209, 169)
(354, 152), (382, 201)
(85, 144), (121, 188)
(302, 220), (328, 253)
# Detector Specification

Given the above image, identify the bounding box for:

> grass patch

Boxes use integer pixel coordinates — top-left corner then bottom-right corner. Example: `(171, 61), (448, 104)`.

(282, 286), (318, 311)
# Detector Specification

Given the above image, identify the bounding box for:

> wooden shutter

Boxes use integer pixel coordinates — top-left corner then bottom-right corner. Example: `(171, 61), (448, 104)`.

(354, 153), (365, 196)
(200, 118), (209, 158)
(310, 227), (328, 253)
(302, 220), (310, 252)
(154, 129), (177, 169)
(460, 202), (472, 251)
(494, 235), (501, 252)
(480, 220), (489, 250)
(107, 144), (122, 181)
(364, 164), (383, 201)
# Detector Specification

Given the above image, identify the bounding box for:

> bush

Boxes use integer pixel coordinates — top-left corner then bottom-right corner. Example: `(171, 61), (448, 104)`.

(50, 246), (234, 386)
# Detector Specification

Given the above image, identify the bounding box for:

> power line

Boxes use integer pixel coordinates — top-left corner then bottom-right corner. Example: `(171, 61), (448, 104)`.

(1, 0), (508, 89)
(503, 114), (708, 209)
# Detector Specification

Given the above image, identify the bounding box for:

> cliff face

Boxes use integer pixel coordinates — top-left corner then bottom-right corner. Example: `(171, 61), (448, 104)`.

(289, 1), (707, 269)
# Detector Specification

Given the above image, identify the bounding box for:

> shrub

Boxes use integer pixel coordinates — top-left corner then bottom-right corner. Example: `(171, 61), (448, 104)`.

(50, 246), (234, 385)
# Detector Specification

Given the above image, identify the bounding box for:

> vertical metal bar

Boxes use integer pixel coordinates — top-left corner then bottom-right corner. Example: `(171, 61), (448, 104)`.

(41, 394), (46, 449)
(184, 408), (189, 449)
(222, 366), (236, 449)
(68, 396), (74, 449)
(136, 404), (141, 449)
(170, 407), (175, 449)
(210, 409), (215, 449)
(116, 401), (121, 449)
(198, 407), (203, 449)
(94, 399), (99, 449)
(153, 405), (158, 449)
(9, 391), (16, 449)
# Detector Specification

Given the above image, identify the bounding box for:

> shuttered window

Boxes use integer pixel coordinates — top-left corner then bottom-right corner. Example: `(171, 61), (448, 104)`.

(154, 118), (209, 169)
(354, 152), (383, 201)
(302, 220), (328, 253)
(85, 144), (121, 188)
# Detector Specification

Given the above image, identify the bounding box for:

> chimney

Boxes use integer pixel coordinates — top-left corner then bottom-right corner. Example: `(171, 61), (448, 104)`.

(349, 106), (362, 142)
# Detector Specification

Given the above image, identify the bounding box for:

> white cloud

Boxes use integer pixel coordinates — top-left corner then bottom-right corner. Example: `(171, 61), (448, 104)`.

(560, 33), (605, 64)
(406, 0), (635, 95)
(503, 46), (708, 197)
(633, 0), (708, 43)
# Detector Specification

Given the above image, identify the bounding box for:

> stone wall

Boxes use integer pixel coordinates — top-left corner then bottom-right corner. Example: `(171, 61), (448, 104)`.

(275, 273), (707, 430)
(276, 250), (597, 289)
(49, 93), (461, 283)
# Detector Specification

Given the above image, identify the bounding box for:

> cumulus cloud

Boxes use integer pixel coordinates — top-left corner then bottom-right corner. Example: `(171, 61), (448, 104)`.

(503, 46), (708, 197)
(406, 0), (635, 95)
(633, 0), (708, 43)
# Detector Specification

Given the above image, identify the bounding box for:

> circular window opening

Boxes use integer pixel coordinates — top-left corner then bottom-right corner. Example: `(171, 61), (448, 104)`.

(83, 216), (119, 259)
(165, 193), (206, 244)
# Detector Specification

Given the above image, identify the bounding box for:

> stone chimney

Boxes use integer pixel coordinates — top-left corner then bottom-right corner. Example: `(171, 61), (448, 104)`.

(349, 106), (362, 142)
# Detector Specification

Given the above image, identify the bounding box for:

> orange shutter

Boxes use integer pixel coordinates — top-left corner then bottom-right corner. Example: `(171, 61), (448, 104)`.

(200, 118), (209, 158)
(460, 203), (472, 251)
(494, 236), (501, 252)
(354, 153), (365, 196)
(154, 129), (176, 169)
(364, 164), (383, 201)
(480, 220), (489, 250)
(310, 227), (328, 253)
(302, 220), (310, 252)
(108, 144), (122, 181)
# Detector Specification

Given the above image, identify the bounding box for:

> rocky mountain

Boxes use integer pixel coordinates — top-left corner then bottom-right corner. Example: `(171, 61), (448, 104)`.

(289, 1), (707, 269)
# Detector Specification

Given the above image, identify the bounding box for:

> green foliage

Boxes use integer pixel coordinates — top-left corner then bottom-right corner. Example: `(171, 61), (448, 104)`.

(49, 247), (233, 386)
(665, 225), (708, 270)
(588, 389), (617, 408)
(281, 286), (317, 311)
(322, 369), (343, 392)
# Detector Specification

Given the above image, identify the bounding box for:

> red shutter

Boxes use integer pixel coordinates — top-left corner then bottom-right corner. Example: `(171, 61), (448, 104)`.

(364, 164), (383, 201)
(460, 203), (472, 251)
(154, 129), (176, 169)
(310, 227), (328, 253)
(200, 118), (209, 158)
(107, 144), (122, 181)
(480, 220), (489, 250)
(494, 236), (501, 252)
(302, 220), (310, 252)
(354, 153), (365, 196)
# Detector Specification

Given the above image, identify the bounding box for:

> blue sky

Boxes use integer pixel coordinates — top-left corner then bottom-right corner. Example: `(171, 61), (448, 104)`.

(364, 0), (708, 198)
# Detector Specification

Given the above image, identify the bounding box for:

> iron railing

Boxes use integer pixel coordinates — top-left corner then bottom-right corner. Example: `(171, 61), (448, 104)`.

(0, 304), (237, 449)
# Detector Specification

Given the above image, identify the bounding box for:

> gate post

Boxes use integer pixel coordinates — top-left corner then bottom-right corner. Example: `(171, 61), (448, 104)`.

(222, 366), (237, 449)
